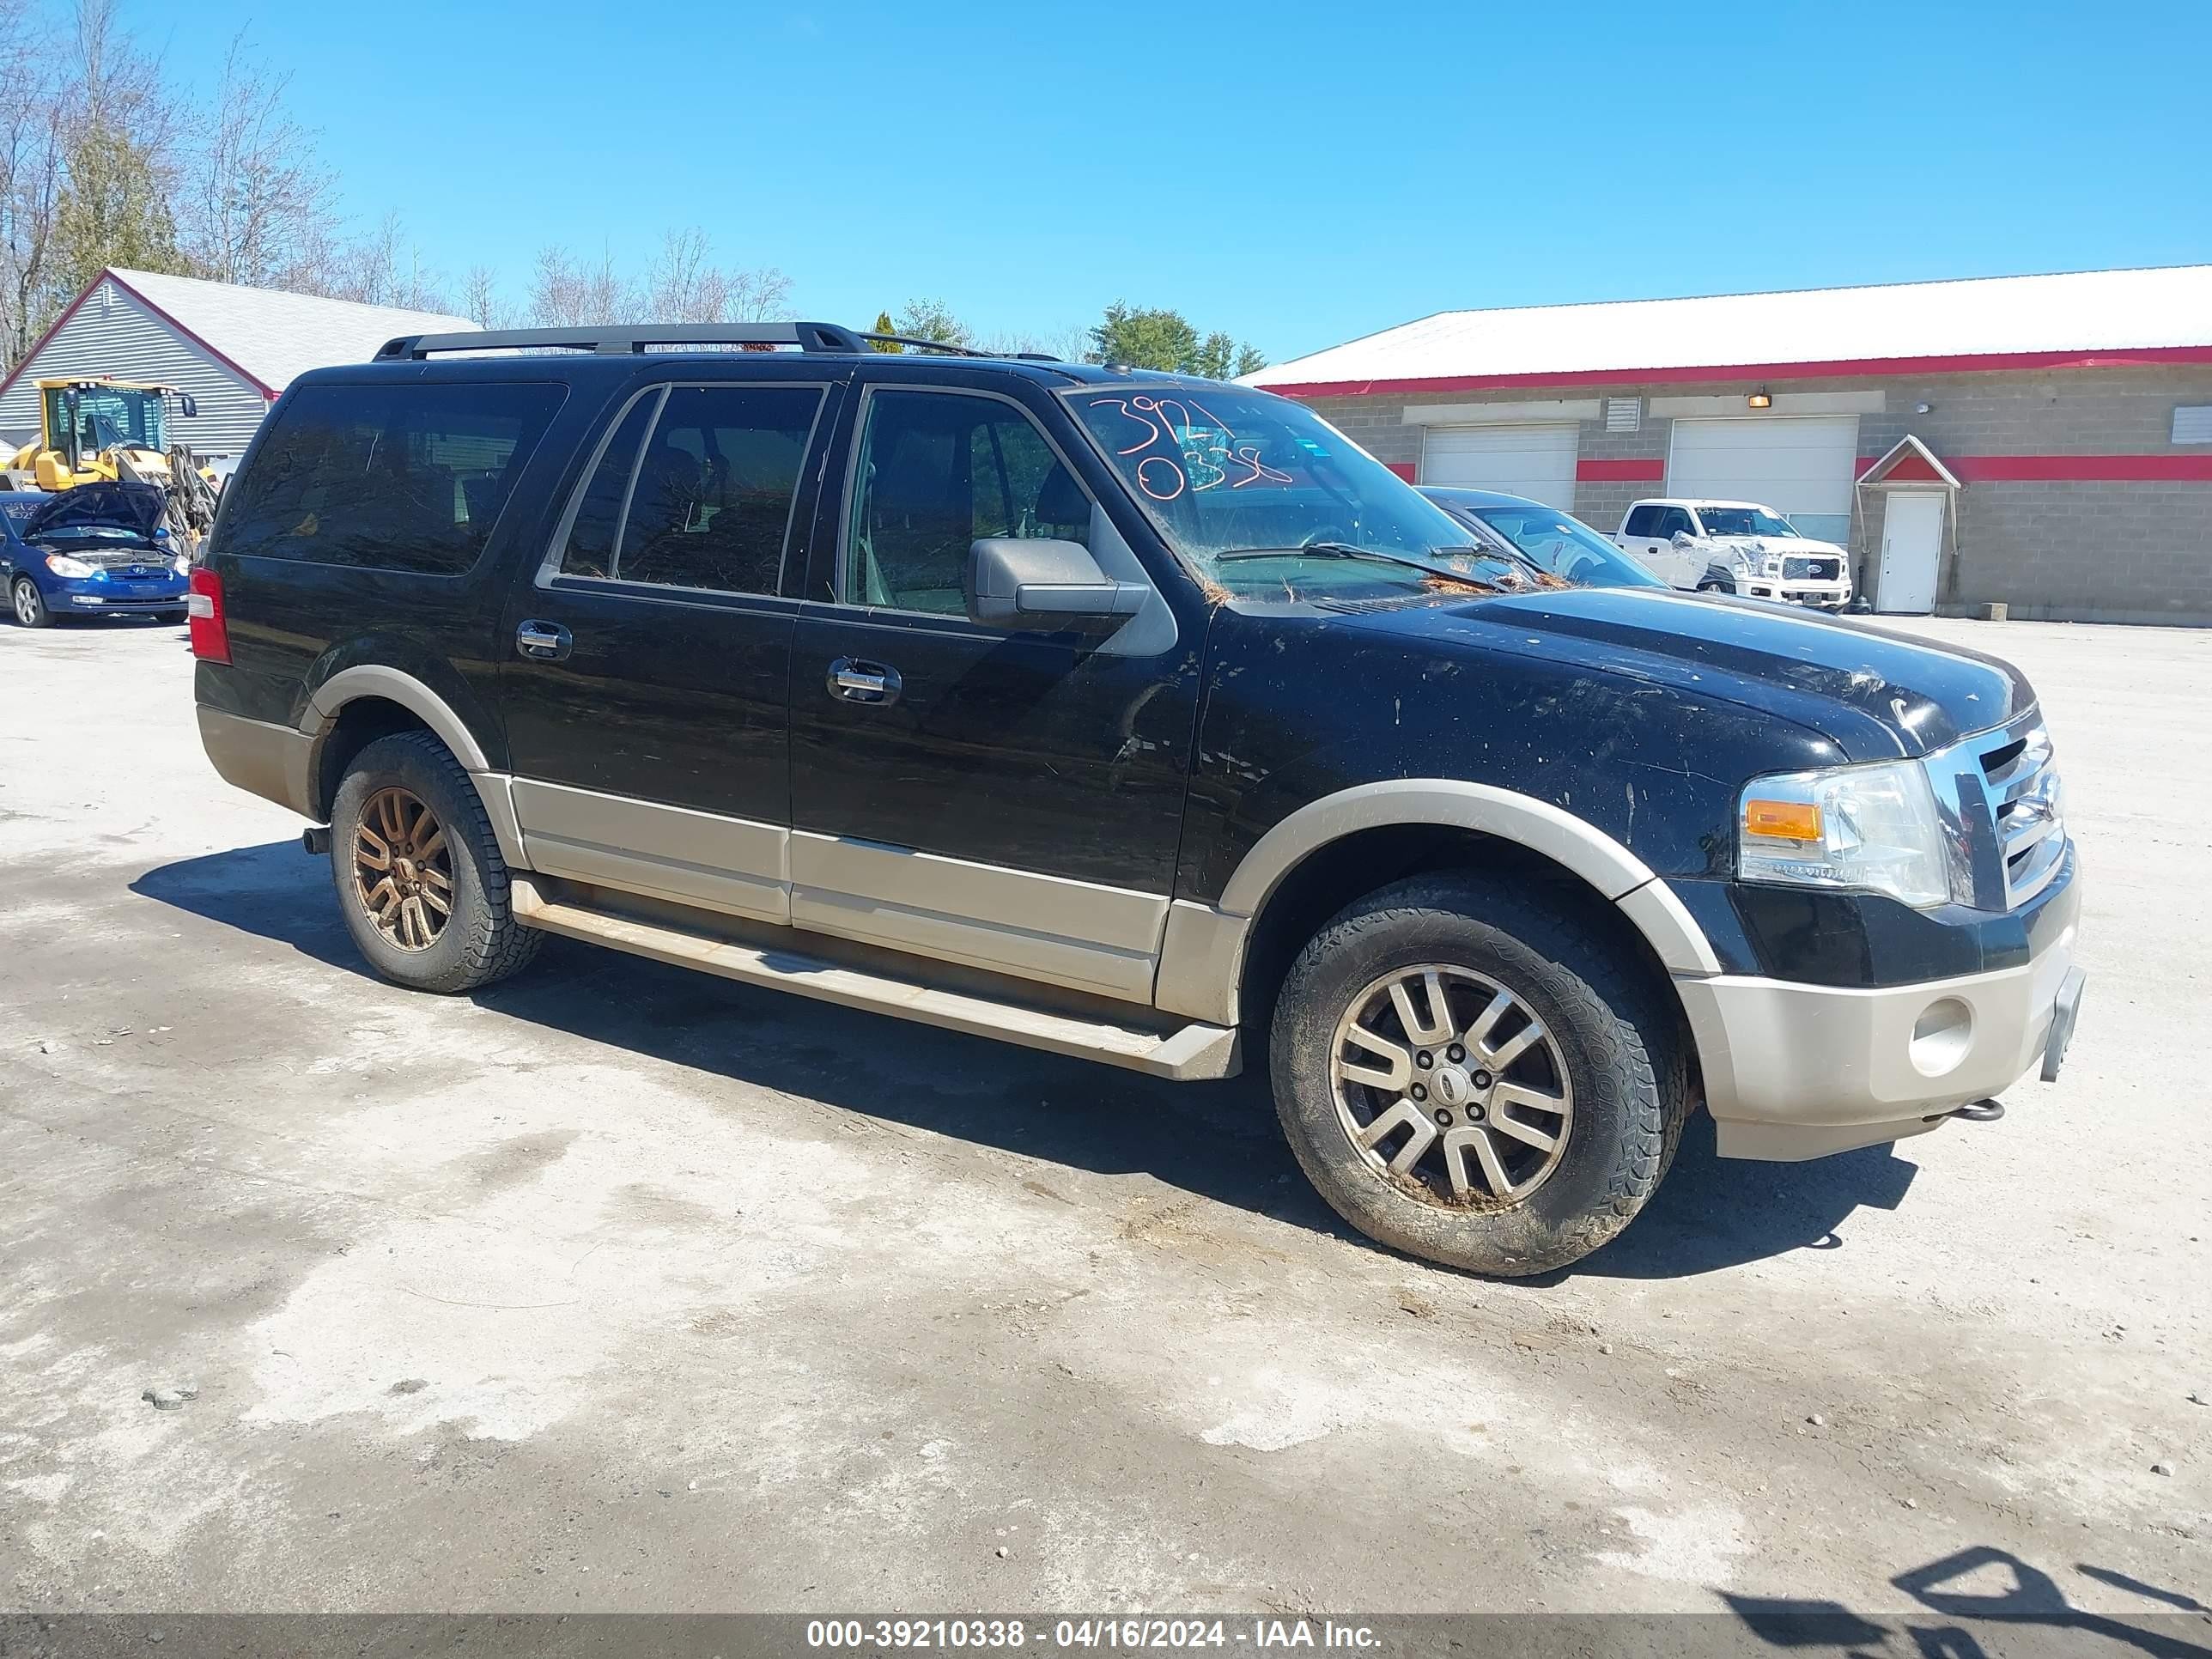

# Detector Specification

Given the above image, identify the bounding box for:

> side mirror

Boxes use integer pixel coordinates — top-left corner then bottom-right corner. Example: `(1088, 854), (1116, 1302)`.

(966, 538), (1146, 632)
(178, 392), (198, 418)
(1670, 530), (1694, 550)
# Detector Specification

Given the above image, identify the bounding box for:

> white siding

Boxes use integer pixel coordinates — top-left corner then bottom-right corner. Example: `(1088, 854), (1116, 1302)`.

(0, 276), (270, 458)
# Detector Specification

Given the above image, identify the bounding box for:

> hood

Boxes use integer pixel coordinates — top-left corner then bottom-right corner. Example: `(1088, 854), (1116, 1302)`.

(22, 481), (167, 544)
(1330, 584), (2029, 759)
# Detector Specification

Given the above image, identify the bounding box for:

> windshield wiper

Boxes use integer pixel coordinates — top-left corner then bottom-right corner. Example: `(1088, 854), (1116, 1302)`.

(1215, 542), (1514, 589)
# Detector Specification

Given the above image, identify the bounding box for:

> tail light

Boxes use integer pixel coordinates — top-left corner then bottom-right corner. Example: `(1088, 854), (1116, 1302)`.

(186, 567), (230, 663)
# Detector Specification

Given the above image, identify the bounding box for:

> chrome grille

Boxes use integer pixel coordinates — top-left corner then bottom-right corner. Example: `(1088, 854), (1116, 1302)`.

(1982, 725), (2065, 907)
(1922, 714), (2069, 910)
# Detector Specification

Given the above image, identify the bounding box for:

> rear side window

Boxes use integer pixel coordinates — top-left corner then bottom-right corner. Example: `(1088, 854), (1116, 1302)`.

(220, 382), (566, 574)
(557, 383), (825, 596)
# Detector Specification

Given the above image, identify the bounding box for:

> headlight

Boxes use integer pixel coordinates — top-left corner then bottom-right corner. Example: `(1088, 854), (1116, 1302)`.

(1763, 557), (1784, 577)
(44, 553), (94, 578)
(172, 554), (191, 574)
(1739, 759), (1954, 908)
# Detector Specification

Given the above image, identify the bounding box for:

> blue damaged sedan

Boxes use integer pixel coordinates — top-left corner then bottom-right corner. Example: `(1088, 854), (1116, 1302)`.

(2, 482), (188, 629)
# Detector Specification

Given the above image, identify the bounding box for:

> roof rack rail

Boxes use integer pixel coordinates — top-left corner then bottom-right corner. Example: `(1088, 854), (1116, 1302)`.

(372, 321), (872, 361)
(855, 331), (990, 358)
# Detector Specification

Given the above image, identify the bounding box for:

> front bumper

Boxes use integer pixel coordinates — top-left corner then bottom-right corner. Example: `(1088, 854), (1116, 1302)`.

(47, 573), (188, 612)
(1740, 579), (1852, 609)
(1678, 904), (2081, 1161)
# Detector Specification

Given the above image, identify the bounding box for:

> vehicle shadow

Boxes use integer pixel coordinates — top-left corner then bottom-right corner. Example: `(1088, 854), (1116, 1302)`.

(132, 840), (1926, 1281)
(131, 841), (1344, 1247)
(1571, 1112), (1921, 1279)
(1722, 1544), (2210, 1656)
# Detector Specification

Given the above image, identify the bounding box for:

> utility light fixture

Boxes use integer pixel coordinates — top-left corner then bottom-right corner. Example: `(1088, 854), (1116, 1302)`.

(1747, 390), (1773, 410)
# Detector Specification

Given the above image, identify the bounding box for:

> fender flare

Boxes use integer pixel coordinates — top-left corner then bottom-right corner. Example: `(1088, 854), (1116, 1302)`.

(298, 665), (526, 866)
(1154, 779), (1721, 1026)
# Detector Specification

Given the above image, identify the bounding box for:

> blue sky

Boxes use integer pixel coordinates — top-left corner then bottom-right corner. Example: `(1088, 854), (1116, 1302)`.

(158, 0), (2211, 363)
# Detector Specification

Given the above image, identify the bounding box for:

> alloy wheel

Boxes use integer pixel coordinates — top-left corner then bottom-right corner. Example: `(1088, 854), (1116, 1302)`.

(1328, 963), (1574, 1206)
(353, 786), (453, 952)
(12, 580), (38, 625)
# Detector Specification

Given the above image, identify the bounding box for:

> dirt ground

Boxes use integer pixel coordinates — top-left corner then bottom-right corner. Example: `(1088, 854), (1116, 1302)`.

(0, 615), (2203, 1644)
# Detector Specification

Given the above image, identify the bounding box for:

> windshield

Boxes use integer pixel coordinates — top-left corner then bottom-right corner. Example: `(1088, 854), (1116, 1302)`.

(1468, 504), (1662, 587)
(1067, 385), (1492, 596)
(46, 385), (167, 453)
(1697, 505), (1797, 538)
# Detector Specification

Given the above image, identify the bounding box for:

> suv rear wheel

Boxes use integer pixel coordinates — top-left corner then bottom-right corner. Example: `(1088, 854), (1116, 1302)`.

(1269, 875), (1686, 1276)
(330, 731), (542, 994)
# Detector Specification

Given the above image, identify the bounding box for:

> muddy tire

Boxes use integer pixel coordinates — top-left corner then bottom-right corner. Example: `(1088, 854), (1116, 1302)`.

(330, 731), (542, 994)
(1268, 875), (1686, 1277)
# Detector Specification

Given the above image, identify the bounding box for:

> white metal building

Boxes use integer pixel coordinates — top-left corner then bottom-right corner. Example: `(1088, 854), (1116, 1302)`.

(0, 268), (476, 459)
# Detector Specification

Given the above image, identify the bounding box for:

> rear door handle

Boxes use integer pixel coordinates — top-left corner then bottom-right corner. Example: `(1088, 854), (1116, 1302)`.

(827, 657), (901, 706)
(516, 619), (572, 661)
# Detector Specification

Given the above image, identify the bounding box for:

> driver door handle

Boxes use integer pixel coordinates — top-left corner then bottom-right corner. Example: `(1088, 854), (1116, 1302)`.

(828, 657), (901, 706)
(515, 619), (572, 661)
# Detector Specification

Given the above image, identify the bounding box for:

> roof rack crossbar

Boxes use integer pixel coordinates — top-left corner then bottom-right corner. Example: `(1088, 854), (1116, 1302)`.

(373, 321), (871, 361)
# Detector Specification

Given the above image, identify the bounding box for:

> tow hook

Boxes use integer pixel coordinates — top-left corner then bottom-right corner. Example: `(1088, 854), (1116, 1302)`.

(302, 825), (331, 856)
(1927, 1098), (2005, 1125)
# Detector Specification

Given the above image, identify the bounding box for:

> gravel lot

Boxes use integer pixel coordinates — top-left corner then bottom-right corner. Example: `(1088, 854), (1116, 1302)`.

(1, 615), (2204, 1638)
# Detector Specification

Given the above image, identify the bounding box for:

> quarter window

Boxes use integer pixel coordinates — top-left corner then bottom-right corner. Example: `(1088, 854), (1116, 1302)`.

(220, 382), (566, 574)
(842, 390), (1091, 613)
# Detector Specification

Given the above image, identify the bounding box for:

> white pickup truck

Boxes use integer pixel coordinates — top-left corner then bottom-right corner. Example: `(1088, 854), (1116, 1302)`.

(1614, 498), (1853, 609)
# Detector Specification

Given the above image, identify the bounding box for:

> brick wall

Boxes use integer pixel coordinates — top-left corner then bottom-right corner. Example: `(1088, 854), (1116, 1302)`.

(1290, 368), (2212, 624)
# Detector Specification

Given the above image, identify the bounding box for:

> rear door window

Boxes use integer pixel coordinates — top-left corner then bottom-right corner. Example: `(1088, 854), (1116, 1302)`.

(556, 383), (826, 596)
(221, 382), (566, 574)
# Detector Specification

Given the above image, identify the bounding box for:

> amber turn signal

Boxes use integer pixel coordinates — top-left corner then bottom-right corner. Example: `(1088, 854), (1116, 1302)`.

(1743, 799), (1823, 842)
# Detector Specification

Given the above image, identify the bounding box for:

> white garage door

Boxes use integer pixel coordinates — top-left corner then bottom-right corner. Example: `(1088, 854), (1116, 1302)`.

(1668, 416), (1859, 543)
(1419, 424), (1578, 508)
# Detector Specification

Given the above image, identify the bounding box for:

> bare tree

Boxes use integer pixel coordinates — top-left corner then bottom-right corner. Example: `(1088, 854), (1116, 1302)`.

(973, 322), (1092, 362)
(459, 264), (509, 329)
(320, 212), (449, 313)
(181, 33), (338, 289)
(0, 0), (67, 362)
(641, 226), (791, 323)
(526, 243), (631, 327)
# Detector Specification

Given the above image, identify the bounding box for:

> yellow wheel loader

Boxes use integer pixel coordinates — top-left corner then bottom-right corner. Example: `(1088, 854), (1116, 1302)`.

(3, 378), (220, 553)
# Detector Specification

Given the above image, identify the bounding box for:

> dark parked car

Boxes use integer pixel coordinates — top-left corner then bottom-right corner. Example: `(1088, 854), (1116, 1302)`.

(191, 321), (2084, 1275)
(1419, 486), (1663, 589)
(3, 481), (187, 628)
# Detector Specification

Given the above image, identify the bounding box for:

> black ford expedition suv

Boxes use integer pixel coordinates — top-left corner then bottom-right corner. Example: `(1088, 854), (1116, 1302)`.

(191, 321), (2084, 1275)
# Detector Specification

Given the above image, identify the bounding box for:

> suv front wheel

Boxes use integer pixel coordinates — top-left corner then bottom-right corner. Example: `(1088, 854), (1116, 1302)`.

(1269, 876), (1686, 1276)
(330, 731), (543, 994)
